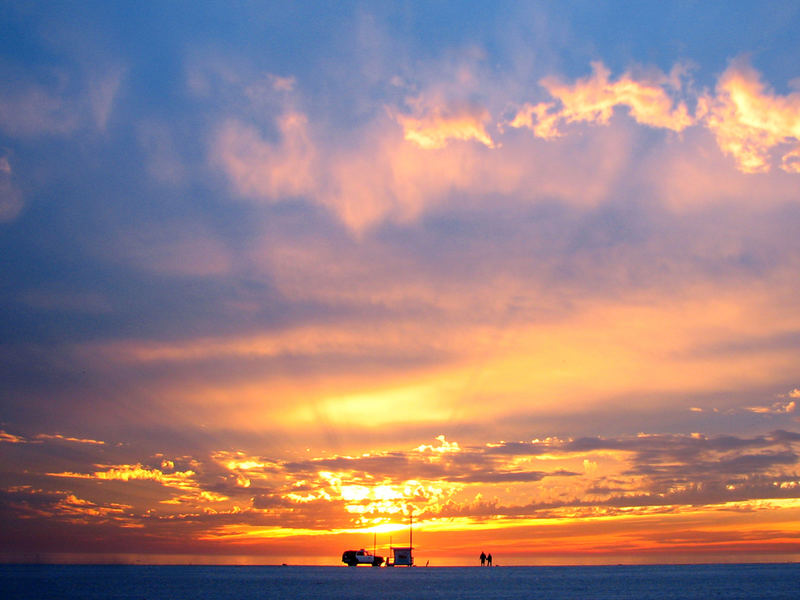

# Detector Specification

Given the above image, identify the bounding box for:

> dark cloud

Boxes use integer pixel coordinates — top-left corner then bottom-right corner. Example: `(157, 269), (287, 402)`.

(450, 469), (578, 484)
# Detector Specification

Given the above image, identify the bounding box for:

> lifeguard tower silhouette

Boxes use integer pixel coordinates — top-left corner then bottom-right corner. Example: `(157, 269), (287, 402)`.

(387, 546), (413, 567)
(386, 509), (414, 567)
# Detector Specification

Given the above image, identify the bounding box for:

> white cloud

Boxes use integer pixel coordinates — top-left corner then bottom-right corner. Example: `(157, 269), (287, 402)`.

(0, 81), (78, 137)
(88, 66), (125, 131)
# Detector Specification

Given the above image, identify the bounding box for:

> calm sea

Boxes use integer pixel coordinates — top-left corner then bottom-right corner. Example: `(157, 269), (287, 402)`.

(2, 563), (799, 600)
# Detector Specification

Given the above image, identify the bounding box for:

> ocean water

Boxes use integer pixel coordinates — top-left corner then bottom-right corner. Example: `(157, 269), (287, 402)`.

(2, 563), (799, 600)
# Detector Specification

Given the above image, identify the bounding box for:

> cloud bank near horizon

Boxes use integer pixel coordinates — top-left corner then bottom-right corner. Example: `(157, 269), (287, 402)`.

(3, 429), (800, 559)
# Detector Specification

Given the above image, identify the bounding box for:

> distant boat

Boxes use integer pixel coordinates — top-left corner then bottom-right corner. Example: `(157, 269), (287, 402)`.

(341, 548), (384, 567)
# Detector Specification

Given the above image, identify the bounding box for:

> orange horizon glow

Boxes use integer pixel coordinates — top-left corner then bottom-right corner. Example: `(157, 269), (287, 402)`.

(5, 429), (799, 564)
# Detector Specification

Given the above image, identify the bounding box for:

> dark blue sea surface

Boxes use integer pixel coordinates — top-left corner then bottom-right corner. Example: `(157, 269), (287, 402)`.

(2, 563), (799, 600)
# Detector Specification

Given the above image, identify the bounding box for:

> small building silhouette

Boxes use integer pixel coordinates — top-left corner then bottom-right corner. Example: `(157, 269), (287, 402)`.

(388, 546), (413, 567)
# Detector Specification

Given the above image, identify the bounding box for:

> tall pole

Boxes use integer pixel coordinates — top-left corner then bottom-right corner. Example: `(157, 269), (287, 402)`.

(409, 505), (413, 565)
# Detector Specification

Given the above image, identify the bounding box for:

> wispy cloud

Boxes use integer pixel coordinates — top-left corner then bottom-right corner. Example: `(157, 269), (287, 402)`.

(0, 61), (124, 139)
(0, 431), (107, 445)
(213, 113), (316, 202)
(0, 430), (25, 444)
(34, 433), (106, 445)
(745, 400), (797, 415)
(0, 155), (23, 222)
(87, 66), (125, 131)
(0, 75), (78, 137)
(48, 463), (198, 491)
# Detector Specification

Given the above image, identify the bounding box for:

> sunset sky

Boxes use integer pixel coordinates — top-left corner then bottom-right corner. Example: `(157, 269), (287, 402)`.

(3, 2), (800, 566)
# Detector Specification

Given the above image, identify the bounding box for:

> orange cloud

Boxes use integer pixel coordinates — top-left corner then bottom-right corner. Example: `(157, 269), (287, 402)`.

(327, 124), (515, 229)
(394, 101), (495, 149)
(215, 110), (501, 231)
(214, 82), (636, 231)
(54, 494), (130, 520)
(0, 430), (106, 445)
(325, 115), (634, 230)
(701, 60), (800, 173)
(48, 464), (198, 492)
(0, 430), (25, 443)
(510, 61), (693, 138)
(34, 433), (105, 445)
(509, 60), (800, 178)
(746, 401), (796, 415)
(209, 59), (800, 235)
(416, 435), (461, 454)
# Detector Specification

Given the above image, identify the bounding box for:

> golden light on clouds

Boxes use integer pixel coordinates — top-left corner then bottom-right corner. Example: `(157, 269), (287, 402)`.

(510, 59), (800, 179)
(6, 424), (800, 563)
(395, 103), (495, 149)
(511, 62), (694, 137)
(702, 61), (800, 173)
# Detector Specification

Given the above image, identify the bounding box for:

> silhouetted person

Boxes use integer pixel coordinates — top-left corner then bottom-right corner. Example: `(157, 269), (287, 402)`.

(487, 553), (492, 566)
(480, 551), (486, 566)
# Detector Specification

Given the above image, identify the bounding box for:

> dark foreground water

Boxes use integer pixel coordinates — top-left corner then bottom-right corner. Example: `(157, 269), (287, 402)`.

(2, 563), (799, 600)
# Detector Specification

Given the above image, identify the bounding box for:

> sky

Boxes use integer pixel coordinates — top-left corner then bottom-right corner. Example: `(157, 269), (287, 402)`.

(2, 1), (800, 566)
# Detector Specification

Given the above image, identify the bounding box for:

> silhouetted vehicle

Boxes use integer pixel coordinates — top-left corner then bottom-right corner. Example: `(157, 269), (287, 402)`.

(342, 549), (384, 566)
